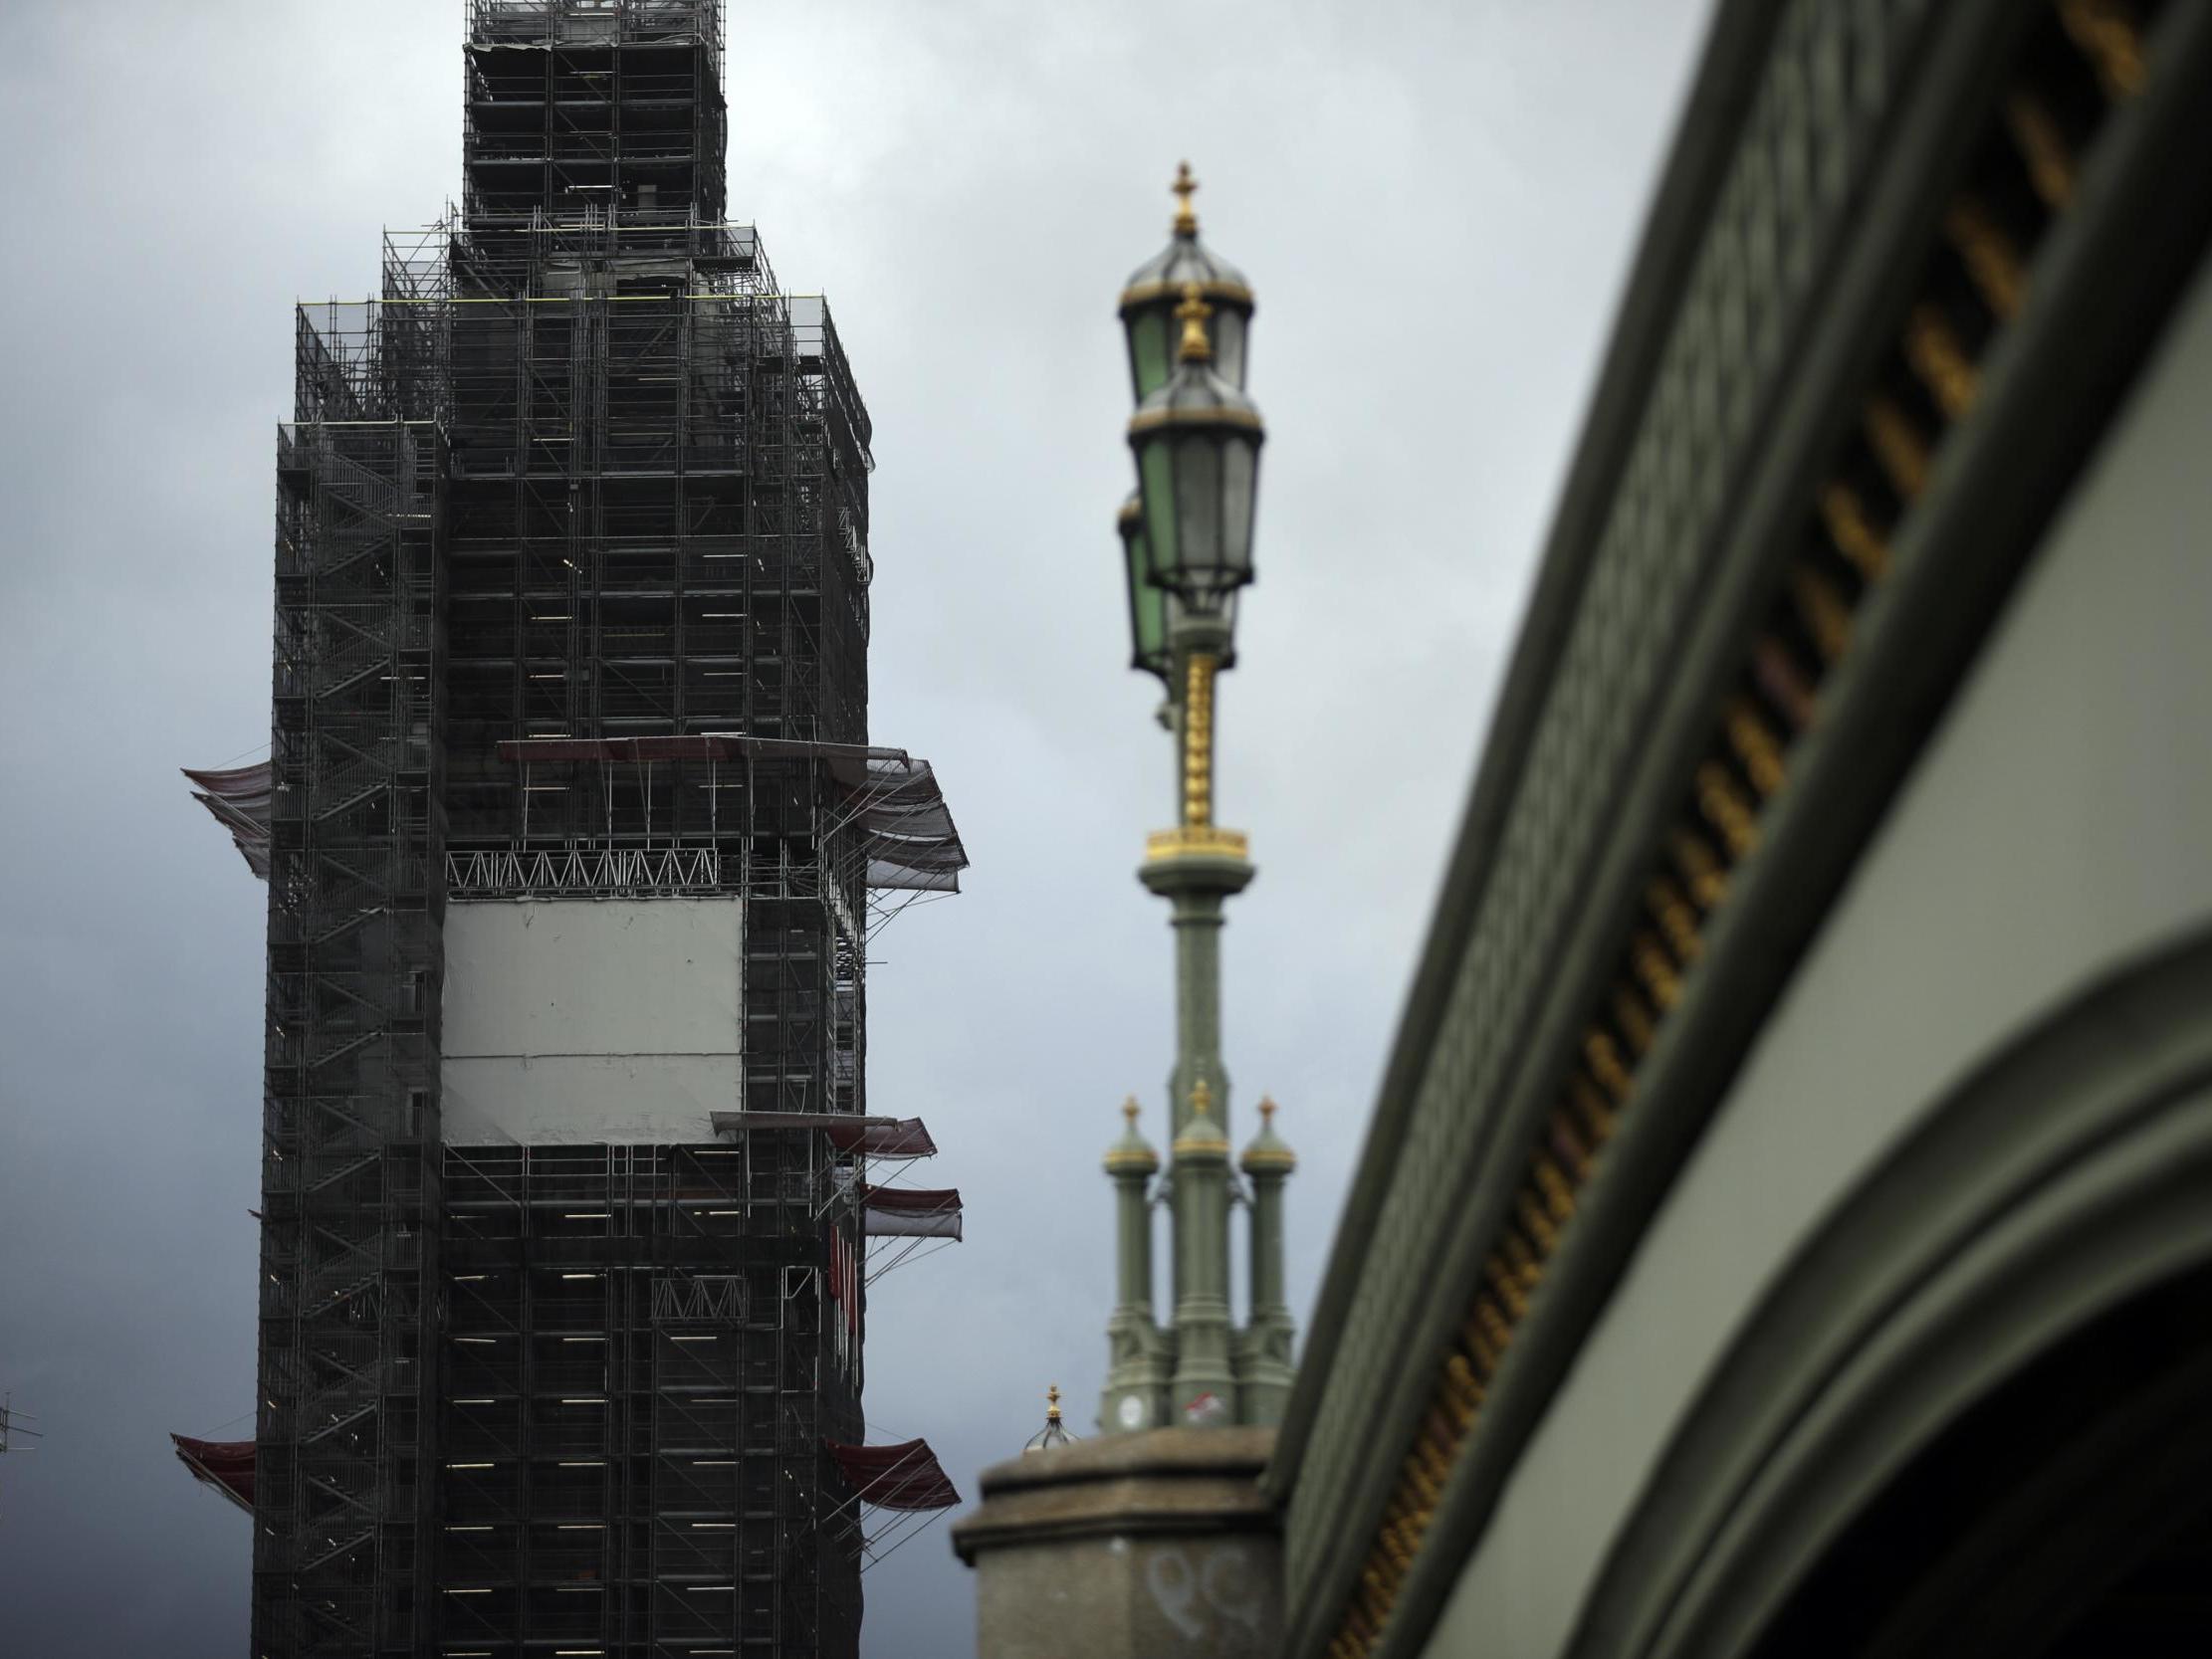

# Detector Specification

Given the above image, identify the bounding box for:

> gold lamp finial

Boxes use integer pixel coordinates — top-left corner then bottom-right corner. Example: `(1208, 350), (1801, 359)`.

(1259, 1096), (1277, 1124)
(1121, 1095), (1142, 1125)
(1172, 160), (1199, 236)
(1190, 1077), (1214, 1117)
(1176, 282), (1215, 365)
(1046, 1384), (1062, 1421)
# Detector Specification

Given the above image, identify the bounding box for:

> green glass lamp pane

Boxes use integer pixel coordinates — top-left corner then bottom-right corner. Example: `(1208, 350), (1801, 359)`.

(1125, 526), (1169, 676)
(1139, 442), (1180, 587)
(1128, 311), (1174, 403)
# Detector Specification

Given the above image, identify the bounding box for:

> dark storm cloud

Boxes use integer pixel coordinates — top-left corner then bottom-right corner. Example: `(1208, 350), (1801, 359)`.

(0, 2), (1708, 1652)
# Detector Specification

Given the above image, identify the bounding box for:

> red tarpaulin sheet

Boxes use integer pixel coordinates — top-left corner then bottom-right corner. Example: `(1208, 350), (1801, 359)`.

(172, 1434), (254, 1515)
(181, 762), (273, 879)
(862, 1186), (964, 1240)
(825, 1438), (960, 1512)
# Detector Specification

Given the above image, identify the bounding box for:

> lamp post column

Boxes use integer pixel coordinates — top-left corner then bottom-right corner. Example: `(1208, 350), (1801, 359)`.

(1154, 615), (1246, 1139)
(1145, 611), (1250, 1421)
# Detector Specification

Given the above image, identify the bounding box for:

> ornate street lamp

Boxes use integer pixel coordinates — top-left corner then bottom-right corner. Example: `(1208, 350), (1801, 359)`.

(1100, 167), (1294, 1439)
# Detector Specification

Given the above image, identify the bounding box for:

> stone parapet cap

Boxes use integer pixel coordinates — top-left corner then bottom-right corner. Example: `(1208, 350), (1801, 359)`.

(951, 1426), (1277, 1563)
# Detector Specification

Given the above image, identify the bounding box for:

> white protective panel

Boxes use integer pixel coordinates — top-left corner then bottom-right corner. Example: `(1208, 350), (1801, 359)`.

(439, 898), (744, 1144)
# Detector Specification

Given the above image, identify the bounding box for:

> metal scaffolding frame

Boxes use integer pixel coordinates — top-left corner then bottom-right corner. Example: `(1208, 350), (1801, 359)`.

(434, 1134), (863, 1657)
(251, 4), (895, 1653)
(257, 408), (448, 1654)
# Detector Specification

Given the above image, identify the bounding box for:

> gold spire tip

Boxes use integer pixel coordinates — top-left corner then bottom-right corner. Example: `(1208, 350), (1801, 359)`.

(1259, 1096), (1277, 1123)
(1176, 281), (1215, 365)
(1046, 1384), (1062, 1420)
(1172, 160), (1199, 236)
(1190, 1077), (1214, 1116)
(1121, 1095), (1141, 1125)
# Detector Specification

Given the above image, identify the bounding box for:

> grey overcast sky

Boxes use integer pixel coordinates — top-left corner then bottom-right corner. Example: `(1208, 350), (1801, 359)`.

(0, 1), (1708, 1652)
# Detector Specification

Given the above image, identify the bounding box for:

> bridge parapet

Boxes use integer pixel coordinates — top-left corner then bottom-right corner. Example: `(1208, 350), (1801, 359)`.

(1267, 5), (2212, 1657)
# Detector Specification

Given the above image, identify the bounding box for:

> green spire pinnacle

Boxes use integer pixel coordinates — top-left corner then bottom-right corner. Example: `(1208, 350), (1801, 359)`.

(1104, 1095), (1161, 1176)
(1239, 1095), (1296, 1174)
(1171, 1078), (1230, 1159)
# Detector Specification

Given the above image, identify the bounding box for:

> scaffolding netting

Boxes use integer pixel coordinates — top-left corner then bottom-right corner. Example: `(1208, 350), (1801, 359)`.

(709, 1113), (937, 1158)
(181, 763), (273, 879)
(862, 1186), (963, 1240)
(854, 755), (966, 893)
(831, 1118), (938, 1158)
(171, 1434), (255, 1515)
(825, 1438), (960, 1512)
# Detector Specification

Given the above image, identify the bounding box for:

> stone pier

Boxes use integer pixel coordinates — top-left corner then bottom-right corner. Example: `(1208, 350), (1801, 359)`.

(951, 1427), (1282, 1659)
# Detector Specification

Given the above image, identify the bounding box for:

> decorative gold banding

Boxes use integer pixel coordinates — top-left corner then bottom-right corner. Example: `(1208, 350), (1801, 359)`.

(2057, 0), (2147, 99)
(1723, 697), (1788, 799)
(1628, 937), (1671, 1012)
(1903, 303), (1980, 419)
(1183, 650), (1217, 825)
(1694, 760), (1760, 859)
(1321, 10), (2135, 1650)
(1127, 403), (1267, 436)
(1565, 1073), (1619, 1145)
(1611, 983), (1658, 1058)
(1482, 1259), (1527, 1322)
(1583, 1028), (1633, 1104)
(1442, 1356), (1482, 1422)
(1943, 197), (2028, 322)
(1529, 1154), (1576, 1225)
(1819, 482), (1890, 581)
(1119, 278), (1257, 313)
(1644, 876), (1703, 965)
(1471, 1294), (1514, 1353)
(1500, 1230), (1542, 1292)
(1145, 825), (1251, 861)
(1864, 394), (1932, 502)
(2005, 90), (2077, 209)
(1667, 827), (1730, 911)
